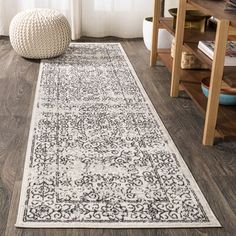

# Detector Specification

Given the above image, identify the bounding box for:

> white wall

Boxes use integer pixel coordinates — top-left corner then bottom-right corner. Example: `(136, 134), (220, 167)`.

(81, 0), (152, 38)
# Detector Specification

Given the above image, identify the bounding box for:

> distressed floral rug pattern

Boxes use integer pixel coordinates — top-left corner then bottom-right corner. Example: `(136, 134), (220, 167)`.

(16, 43), (220, 228)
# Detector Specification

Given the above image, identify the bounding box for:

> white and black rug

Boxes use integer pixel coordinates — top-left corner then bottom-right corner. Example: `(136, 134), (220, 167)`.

(16, 43), (220, 228)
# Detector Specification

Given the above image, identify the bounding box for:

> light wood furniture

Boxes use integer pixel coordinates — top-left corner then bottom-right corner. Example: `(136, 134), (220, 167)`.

(150, 0), (236, 145)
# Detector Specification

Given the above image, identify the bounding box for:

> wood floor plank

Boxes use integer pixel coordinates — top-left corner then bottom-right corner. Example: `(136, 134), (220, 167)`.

(0, 38), (39, 236)
(0, 37), (236, 236)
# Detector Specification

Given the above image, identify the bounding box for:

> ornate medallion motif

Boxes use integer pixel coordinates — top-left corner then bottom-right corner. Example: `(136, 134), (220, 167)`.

(16, 43), (220, 228)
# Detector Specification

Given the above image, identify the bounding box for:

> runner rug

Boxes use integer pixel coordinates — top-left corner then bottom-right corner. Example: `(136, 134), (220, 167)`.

(16, 43), (220, 228)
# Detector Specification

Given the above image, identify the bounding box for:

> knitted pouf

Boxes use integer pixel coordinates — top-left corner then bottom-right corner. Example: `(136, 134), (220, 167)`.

(9, 9), (71, 59)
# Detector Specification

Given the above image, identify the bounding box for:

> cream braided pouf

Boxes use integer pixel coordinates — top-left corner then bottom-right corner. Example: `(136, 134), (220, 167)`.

(9, 9), (71, 59)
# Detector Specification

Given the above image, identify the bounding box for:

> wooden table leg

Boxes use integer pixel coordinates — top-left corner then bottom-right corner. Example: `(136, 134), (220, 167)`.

(150, 0), (160, 67)
(203, 19), (229, 145)
(170, 0), (187, 97)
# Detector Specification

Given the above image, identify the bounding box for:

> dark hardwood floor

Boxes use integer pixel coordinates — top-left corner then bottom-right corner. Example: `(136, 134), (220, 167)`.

(0, 37), (236, 236)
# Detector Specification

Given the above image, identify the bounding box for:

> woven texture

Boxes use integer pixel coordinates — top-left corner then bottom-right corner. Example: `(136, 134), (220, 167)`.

(9, 9), (71, 59)
(15, 43), (220, 228)
(171, 39), (208, 69)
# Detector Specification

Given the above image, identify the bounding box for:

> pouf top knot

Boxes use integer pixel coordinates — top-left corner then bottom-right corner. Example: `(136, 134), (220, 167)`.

(9, 8), (71, 59)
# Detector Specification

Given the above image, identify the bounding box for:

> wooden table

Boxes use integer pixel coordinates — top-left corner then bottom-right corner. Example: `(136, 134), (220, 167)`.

(150, 0), (236, 145)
